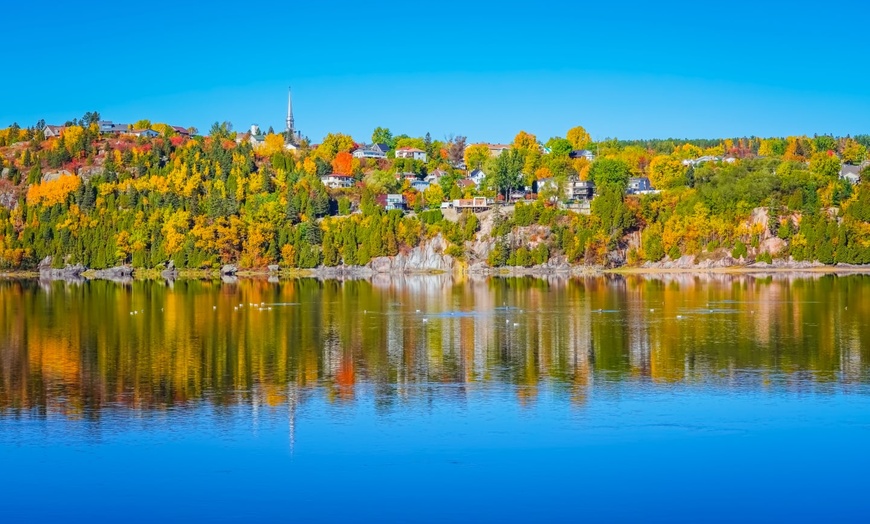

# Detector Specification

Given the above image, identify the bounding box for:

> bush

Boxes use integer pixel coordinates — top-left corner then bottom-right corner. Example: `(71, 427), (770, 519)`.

(444, 244), (464, 259)
(756, 251), (773, 264)
(668, 245), (681, 260)
(732, 240), (748, 259)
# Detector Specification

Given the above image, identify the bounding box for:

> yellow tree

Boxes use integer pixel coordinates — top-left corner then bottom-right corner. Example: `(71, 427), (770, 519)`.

(783, 136), (812, 162)
(464, 144), (491, 170)
(841, 138), (867, 165)
(566, 126), (591, 150)
(314, 133), (354, 162)
(259, 133), (287, 157)
(648, 155), (688, 189)
(673, 143), (703, 160)
(512, 130), (538, 152)
(62, 125), (85, 156)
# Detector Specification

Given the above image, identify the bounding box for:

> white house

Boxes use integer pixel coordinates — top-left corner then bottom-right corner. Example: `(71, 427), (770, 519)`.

(385, 194), (406, 211)
(130, 129), (160, 138)
(569, 149), (595, 161)
(320, 173), (354, 189)
(352, 144), (387, 160)
(98, 121), (129, 134)
(43, 125), (65, 138)
(425, 169), (448, 185)
(840, 163), (867, 185)
(411, 180), (430, 193)
(395, 147), (427, 162)
(469, 169), (486, 186)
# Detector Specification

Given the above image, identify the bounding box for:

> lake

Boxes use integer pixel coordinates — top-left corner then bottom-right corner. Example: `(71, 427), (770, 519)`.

(1, 274), (869, 522)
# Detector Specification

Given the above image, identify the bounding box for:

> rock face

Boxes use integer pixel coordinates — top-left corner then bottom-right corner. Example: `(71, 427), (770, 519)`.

(220, 264), (238, 275)
(267, 264), (280, 272)
(369, 234), (455, 273)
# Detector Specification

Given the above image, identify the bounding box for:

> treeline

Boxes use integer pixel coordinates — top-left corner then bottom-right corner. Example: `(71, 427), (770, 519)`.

(2, 116), (870, 271)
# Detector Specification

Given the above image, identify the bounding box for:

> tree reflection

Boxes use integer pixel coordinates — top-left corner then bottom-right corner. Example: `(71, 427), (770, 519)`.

(1, 273), (868, 419)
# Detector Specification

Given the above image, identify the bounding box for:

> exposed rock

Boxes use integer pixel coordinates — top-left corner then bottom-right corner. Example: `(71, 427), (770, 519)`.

(369, 234), (455, 273)
(267, 264), (280, 272)
(313, 265), (373, 279)
(160, 259), (178, 279)
(220, 264), (238, 275)
(39, 263), (87, 280)
(759, 237), (787, 256)
(90, 265), (134, 279)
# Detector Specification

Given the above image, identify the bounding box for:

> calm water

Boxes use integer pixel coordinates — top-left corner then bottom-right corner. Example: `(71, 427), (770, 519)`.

(1, 274), (869, 522)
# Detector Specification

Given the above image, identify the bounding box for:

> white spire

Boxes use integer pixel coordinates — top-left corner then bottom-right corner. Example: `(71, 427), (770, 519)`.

(285, 86), (295, 136)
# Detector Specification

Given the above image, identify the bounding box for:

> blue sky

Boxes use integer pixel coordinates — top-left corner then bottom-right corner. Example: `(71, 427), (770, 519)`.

(3, 1), (869, 143)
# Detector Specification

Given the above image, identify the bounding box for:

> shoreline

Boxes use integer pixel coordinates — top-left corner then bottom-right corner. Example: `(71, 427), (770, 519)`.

(4, 264), (870, 281)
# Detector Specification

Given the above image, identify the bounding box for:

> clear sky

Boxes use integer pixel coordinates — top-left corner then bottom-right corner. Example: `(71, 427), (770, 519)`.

(3, 0), (869, 143)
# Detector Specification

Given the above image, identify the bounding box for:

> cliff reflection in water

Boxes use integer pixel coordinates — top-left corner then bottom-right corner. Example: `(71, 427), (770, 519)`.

(1, 273), (868, 418)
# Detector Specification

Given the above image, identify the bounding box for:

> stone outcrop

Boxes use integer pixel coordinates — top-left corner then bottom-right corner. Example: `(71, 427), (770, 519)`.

(40, 263), (87, 280)
(220, 264), (238, 275)
(90, 265), (134, 281)
(369, 234), (455, 273)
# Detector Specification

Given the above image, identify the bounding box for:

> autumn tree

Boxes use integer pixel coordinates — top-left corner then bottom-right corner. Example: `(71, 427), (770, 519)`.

(464, 144), (491, 170)
(315, 133), (355, 162)
(332, 151), (355, 175)
(809, 152), (840, 179)
(447, 136), (466, 166)
(566, 126), (591, 150)
(648, 155), (688, 189)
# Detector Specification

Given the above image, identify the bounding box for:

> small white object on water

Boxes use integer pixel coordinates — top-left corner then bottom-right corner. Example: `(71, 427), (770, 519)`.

(650, 309), (654, 312)
(677, 315), (684, 319)
(513, 323), (519, 327)
(416, 309), (421, 313)
(422, 318), (428, 323)
(213, 306), (217, 310)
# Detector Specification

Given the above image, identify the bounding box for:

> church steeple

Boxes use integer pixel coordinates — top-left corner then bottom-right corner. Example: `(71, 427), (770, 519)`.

(285, 86), (295, 138)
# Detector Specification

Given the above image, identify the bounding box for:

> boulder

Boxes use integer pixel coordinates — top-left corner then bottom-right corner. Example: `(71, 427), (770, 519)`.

(267, 264), (280, 272)
(39, 263), (87, 280)
(220, 264), (238, 275)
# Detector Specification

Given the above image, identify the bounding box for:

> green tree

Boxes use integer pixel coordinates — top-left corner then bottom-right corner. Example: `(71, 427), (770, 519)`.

(371, 127), (394, 149)
(589, 158), (631, 190)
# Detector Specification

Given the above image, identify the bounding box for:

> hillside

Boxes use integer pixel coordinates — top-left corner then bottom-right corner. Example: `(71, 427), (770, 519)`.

(2, 119), (870, 274)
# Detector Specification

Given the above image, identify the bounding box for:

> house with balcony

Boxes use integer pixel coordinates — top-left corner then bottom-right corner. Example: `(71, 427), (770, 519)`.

(320, 173), (354, 189)
(353, 144), (388, 160)
(395, 147), (427, 162)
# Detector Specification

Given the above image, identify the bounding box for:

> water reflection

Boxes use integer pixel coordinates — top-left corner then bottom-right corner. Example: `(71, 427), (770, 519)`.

(1, 273), (868, 421)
